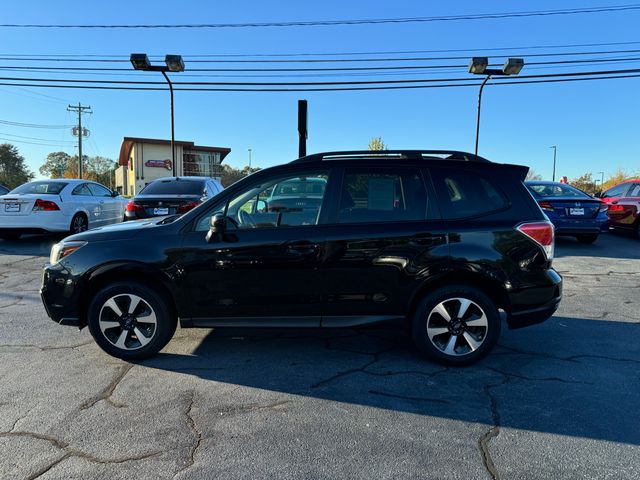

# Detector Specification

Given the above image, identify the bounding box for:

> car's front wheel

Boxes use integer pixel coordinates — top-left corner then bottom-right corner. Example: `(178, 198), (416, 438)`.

(87, 282), (177, 360)
(411, 285), (500, 366)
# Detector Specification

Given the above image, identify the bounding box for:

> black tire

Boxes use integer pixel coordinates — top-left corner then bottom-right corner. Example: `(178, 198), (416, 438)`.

(411, 285), (501, 366)
(0, 233), (20, 241)
(70, 213), (88, 234)
(576, 234), (598, 244)
(87, 282), (177, 360)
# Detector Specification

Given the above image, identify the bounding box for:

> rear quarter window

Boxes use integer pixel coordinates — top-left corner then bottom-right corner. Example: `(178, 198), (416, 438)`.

(431, 168), (509, 219)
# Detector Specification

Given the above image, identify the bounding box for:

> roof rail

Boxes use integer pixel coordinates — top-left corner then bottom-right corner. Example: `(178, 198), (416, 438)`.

(291, 150), (490, 163)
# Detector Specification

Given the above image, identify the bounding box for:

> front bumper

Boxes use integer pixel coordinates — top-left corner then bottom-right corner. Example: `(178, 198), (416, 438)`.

(40, 262), (82, 327)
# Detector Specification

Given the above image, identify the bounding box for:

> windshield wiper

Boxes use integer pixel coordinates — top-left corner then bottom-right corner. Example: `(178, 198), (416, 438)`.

(157, 215), (181, 225)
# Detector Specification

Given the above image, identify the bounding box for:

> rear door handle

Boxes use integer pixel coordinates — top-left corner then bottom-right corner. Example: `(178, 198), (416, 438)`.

(409, 234), (447, 247)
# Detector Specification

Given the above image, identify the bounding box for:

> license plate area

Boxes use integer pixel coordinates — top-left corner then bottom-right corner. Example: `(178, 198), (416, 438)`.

(4, 203), (20, 213)
(569, 207), (584, 216)
(153, 207), (169, 215)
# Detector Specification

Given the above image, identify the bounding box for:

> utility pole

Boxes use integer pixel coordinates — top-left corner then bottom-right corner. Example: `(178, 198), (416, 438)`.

(67, 103), (92, 179)
(248, 148), (252, 169)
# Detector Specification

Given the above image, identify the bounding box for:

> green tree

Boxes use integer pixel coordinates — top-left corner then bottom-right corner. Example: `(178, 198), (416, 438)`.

(368, 137), (387, 151)
(220, 164), (260, 187)
(39, 151), (71, 178)
(601, 168), (639, 191)
(570, 173), (598, 195)
(84, 156), (117, 187)
(0, 143), (34, 189)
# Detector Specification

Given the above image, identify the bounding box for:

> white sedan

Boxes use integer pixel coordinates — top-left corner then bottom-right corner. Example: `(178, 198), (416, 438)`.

(0, 179), (127, 240)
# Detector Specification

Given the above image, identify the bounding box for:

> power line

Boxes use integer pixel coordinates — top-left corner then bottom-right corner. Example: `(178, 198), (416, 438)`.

(0, 136), (75, 147)
(3, 55), (640, 77)
(1, 4), (639, 29)
(5, 40), (640, 59)
(0, 72), (639, 93)
(0, 131), (75, 143)
(2, 67), (640, 87)
(0, 118), (74, 128)
(5, 48), (640, 64)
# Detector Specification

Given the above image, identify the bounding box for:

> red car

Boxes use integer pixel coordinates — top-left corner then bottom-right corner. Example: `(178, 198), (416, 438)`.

(599, 180), (640, 236)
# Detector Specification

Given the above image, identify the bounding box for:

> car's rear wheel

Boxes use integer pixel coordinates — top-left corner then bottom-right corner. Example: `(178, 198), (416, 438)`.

(87, 282), (177, 360)
(576, 234), (598, 244)
(70, 213), (88, 234)
(411, 285), (500, 366)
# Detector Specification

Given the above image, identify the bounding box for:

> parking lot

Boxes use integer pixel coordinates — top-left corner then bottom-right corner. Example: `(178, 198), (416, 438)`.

(0, 232), (639, 480)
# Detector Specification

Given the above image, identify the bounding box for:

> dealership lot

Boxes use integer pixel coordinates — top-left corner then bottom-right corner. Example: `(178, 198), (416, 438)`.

(0, 233), (639, 479)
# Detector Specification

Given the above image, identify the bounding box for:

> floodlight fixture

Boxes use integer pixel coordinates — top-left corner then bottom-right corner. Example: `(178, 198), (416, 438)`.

(130, 53), (152, 71)
(468, 57), (489, 74)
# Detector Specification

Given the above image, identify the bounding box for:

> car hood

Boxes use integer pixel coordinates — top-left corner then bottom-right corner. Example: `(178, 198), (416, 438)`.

(65, 217), (168, 242)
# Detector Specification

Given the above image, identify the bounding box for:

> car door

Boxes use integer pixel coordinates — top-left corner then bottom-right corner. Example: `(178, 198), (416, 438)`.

(71, 183), (100, 228)
(176, 168), (332, 326)
(319, 165), (450, 326)
(88, 183), (120, 225)
(611, 182), (640, 229)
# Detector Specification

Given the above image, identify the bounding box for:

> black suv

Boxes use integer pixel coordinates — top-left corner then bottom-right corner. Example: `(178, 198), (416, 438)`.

(41, 150), (562, 365)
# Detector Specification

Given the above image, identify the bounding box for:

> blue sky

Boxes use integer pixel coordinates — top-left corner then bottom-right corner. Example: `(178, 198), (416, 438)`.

(1, 0), (639, 181)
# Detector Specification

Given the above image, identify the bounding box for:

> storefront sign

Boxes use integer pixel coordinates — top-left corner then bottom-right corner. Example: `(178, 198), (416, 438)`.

(145, 159), (172, 170)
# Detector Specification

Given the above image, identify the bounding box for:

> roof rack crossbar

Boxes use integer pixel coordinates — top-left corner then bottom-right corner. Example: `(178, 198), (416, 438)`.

(292, 150), (490, 163)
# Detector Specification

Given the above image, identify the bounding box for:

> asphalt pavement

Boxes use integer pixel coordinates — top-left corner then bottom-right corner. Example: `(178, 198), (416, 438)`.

(0, 232), (639, 479)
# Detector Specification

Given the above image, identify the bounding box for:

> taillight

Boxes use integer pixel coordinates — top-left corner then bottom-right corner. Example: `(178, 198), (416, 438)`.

(32, 199), (60, 211)
(517, 221), (554, 260)
(538, 201), (554, 212)
(177, 201), (201, 213)
(126, 201), (144, 214)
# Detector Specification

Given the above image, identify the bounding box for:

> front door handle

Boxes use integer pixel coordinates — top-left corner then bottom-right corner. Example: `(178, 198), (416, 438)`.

(286, 241), (319, 255)
(409, 234), (447, 247)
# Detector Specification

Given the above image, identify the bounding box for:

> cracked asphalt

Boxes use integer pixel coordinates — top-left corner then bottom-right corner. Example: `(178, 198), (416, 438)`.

(1, 233), (639, 479)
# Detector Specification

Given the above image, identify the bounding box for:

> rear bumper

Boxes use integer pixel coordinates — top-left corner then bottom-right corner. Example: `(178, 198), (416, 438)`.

(552, 218), (609, 235)
(507, 268), (562, 329)
(0, 211), (71, 233)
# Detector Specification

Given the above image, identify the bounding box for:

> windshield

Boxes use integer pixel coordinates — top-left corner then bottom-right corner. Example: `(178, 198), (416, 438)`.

(140, 179), (204, 195)
(271, 179), (326, 197)
(528, 183), (590, 199)
(9, 181), (68, 195)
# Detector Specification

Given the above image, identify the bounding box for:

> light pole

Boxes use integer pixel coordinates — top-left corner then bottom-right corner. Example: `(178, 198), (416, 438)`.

(248, 148), (252, 169)
(469, 57), (524, 155)
(130, 53), (185, 177)
(598, 171), (604, 186)
(550, 145), (557, 182)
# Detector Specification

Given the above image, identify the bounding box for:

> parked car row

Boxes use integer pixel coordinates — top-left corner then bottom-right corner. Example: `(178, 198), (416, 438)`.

(0, 176), (224, 240)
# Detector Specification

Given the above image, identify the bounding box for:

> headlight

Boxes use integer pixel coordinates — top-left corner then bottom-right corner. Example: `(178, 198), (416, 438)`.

(50, 241), (87, 265)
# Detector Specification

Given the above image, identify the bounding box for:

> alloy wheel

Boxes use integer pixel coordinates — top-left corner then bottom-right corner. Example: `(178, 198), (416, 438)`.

(72, 215), (88, 233)
(426, 297), (489, 357)
(98, 294), (157, 351)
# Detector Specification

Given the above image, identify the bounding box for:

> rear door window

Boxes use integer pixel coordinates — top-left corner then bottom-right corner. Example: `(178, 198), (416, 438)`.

(431, 168), (509, 219)
(601, 184), (630, 198)
(337, 168), (428, 224)
(627, 183), (640, 197)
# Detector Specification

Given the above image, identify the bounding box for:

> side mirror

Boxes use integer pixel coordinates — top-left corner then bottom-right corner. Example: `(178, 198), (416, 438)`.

(256, 199), (267, 212)
(206, 213), (227, 243)
(111, 190), (119, 197)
